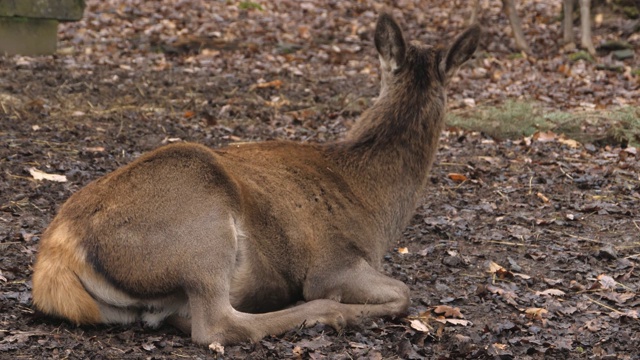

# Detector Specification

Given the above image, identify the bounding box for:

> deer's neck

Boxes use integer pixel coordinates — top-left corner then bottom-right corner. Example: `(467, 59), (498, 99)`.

(344, 88), (444, 188)
(328, 89), (446, 249)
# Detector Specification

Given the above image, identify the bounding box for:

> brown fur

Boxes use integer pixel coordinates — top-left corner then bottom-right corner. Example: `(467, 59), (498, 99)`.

(32, 220), (101, 324)
(32, 13), (480, 347)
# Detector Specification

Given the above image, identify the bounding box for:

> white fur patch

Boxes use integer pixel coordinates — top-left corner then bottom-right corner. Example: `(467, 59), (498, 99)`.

(379, 54), (398, 72)
(142, 294), (189, 328)
(81, 273), (138, 308)
(82, 272), (189, 326)
(99, 304), (138, 324)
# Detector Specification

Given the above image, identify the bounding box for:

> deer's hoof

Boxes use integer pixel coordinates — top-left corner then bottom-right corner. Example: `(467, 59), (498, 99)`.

(208, 342), (225, 355)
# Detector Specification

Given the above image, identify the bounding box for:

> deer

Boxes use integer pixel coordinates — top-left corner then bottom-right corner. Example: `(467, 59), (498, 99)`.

(32, 13), (480, 351)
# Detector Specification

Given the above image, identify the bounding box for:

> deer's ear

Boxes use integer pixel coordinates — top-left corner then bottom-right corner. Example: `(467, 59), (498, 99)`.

(375, 13), (406, 72)
(443, 24), (481, 76)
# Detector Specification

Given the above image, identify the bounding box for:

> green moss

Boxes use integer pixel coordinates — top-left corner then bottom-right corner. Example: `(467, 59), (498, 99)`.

(508, 52), (524, 60)
(446, 100), (555, 139)
(596, 64), (625, 73)
(568, 51), (594, 62)
(607, 107), (640, 147)
(622, 6), (639, 18)
(238, 1), (263, 10)
(447, 101), (640, 147)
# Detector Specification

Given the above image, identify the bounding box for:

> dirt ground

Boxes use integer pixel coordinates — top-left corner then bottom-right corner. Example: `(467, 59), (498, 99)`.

(1, 0), (639, 359)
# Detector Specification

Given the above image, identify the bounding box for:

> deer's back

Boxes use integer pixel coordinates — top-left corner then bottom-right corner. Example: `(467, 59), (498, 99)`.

(218, 141), (379, 269)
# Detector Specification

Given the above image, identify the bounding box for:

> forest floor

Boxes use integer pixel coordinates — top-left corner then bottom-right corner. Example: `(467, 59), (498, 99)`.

(1, 0), (639, 359)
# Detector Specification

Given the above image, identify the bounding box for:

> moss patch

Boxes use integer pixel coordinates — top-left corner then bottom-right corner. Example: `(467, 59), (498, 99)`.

(447, 101), (640, 147)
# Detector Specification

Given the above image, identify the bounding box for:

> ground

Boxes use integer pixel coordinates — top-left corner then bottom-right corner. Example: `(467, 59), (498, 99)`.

(1, 0), (639, 359)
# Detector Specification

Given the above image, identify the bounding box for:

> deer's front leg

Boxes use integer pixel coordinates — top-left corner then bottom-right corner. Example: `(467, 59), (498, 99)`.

(303, 259), (410, 323)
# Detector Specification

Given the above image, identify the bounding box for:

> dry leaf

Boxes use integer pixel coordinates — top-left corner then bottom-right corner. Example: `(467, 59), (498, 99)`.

(444, 318), (472, 326)
(296, 337), (332, 350)
(544, 278), (564, 286)
(600, 291), (636, 304)
(532, 131), (557, 142)
(478, 156), (500, 165)
(536, 192), (550, 203)
(488, 261), (505, 274)
(434, 305), (464, 318)
(535, 289), (566, 297)
(265, 97), (290, 108)
(595, 12), (604, 26)
(596, 274), (617, 290)
(622, 309), (638, 319)
(397, 247), (409, 254)
(349, 342), (367, 349)
(251, 79), (283, 90)
(524, 308), (548, 320)
(463, 98), (476, 107)
(584, 319), (603, 332)
(29, 168), (68, 182)
(488, 261), (514, 279)
(558, 137), (580, 148)
(487, 343), (510, 356)
(486, 284), (519, 307)
(433, 316), (471, 326)
(84, 146), (105, 152)
(446, 250), (459, 257)
(447, 173), (467, 182)
(409, 319), (431, 333)
(512, 273), (531, 280)
(292, 346), (304, 357)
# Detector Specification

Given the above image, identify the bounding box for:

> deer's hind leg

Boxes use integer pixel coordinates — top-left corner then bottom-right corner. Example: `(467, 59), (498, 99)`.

(188, 295), (350, 346)
(303, 258), (411, 323)
(186, 257), (412, 347)
(179, 216), (350, 347)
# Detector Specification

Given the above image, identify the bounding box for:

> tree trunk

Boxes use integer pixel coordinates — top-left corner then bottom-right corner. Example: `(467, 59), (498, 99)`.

(468, 0), (481, 26)
(579, 0), (596, 55)
(563, 0), (575, 45)
(501, 0), (531, 53)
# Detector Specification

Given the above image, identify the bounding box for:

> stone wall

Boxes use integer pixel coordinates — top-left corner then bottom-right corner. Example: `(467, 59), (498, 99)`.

(0, 0), (86, 55)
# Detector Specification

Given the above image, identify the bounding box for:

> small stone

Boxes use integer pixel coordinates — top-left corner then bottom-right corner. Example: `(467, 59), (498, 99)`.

(584, 143), (597, 153)
(597, 40), (632, 52)
(507, 257), (522, 272)
(462, 98), (476, 107)
(612, 49), (634, 60)
(528, 325), (541, 334)
(598, 245), (618, 260)
(442, 255), (461, 267)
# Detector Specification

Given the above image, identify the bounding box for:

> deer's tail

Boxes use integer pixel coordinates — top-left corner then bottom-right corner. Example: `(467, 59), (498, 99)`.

(32, 222), (102, 324)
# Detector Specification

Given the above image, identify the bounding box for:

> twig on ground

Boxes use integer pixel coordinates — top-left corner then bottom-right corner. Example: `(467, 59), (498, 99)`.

(486, 240), (535, 247)
(586, 296), (624, 314)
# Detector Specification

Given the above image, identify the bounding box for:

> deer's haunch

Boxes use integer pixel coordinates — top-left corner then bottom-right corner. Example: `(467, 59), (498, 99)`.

(32, 13), (480, 347)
